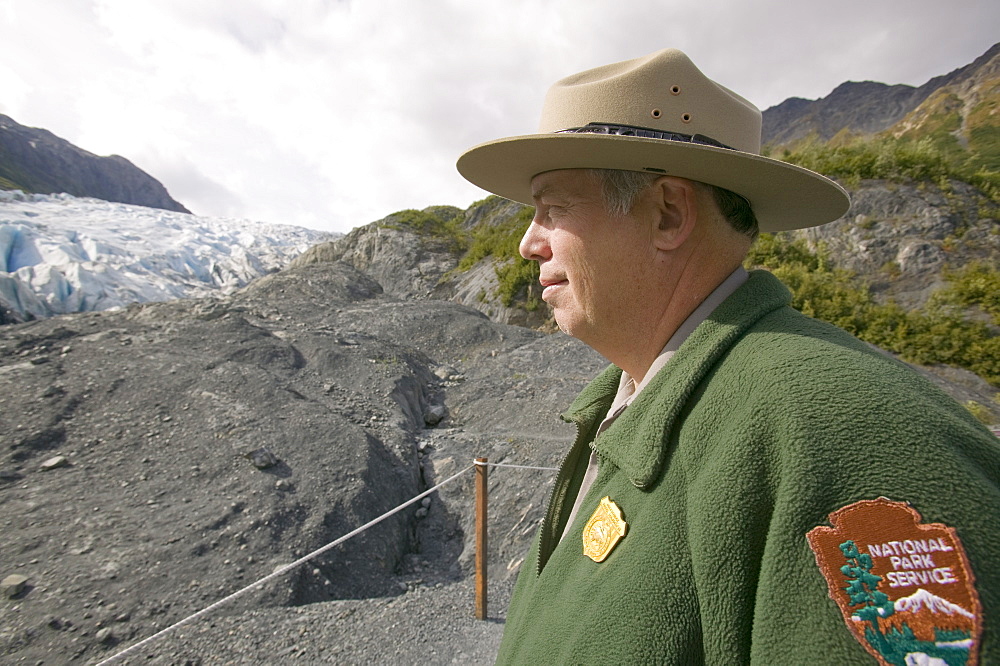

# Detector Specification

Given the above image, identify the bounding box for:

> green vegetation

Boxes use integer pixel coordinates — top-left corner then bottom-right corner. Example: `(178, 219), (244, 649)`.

(774, 135), (1000, 201)
(379, 208), (467, 252)
(966, 400), (994, 424)
(383, 198), (542, 313)
(964, 79), (1000, 172)
(933, 261), (1000, 326)
(770, 73), (1000, 201)
(0, 161), (31, 192)
(747, 235), (1000, 387)
(0, 175), (23, 191)
(891, 90), (965, 161)
(457, 203), (540, 309)
(456, 204), (528, 270)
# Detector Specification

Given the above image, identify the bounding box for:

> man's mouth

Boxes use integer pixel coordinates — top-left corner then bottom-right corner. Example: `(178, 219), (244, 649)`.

(540, 278), (567, 300)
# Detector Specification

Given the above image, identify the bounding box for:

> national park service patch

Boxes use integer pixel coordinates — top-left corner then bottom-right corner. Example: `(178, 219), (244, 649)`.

(807, 498), (982, 666)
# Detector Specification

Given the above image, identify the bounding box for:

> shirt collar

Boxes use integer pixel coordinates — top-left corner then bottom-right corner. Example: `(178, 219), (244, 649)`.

(571, 269), (790, 489)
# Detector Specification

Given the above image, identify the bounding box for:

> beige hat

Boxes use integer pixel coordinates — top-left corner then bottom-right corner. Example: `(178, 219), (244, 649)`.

(457, 49), (849, 232)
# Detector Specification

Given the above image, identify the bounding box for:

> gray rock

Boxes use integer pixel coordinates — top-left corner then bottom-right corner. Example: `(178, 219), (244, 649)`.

(798, 179), (999, 312)
(897, 241), (945, 274)
(433, 365), (457, 380)
(290, 208), (463, 301)
(39, 455), (68, 471)
(423, 404), (447, 427)
(245, 447), (279, 470)
(1, 574), (28, 598)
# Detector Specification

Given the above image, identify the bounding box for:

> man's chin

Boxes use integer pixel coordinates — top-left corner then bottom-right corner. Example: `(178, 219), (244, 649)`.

(552, 312), (571, 337)
(553, 313), (583, 339)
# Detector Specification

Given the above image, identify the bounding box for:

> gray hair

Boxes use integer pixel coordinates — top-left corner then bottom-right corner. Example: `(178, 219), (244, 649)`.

(589, 169), (660, 218)
(589, 168), (759, 241)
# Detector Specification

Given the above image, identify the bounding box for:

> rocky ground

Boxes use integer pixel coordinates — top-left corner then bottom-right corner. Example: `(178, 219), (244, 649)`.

(0, 258), (605, 664)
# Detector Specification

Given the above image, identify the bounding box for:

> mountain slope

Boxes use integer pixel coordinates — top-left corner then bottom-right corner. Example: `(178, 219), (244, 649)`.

(0, 113), (189, 212)
(762, 42), (1000, 149)
(887, 46), (1000, 171)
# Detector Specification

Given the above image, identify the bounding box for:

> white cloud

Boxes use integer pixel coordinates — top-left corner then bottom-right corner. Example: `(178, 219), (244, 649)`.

(0, 0), (997, 233)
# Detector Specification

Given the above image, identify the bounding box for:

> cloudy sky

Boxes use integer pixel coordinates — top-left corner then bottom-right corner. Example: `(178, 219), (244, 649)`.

(1, 0), (997, 233)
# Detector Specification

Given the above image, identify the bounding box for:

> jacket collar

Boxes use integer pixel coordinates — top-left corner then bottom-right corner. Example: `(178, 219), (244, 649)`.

(562, 270), (792, 488)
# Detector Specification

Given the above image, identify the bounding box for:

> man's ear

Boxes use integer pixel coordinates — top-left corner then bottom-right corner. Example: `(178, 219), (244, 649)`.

(649, 176), (699, 251)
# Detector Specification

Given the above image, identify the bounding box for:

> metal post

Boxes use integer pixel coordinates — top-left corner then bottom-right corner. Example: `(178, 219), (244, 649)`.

(475, 457), (488, 620)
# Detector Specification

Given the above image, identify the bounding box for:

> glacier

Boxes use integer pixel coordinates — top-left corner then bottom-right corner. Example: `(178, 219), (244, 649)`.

(0, 190), (336, 322)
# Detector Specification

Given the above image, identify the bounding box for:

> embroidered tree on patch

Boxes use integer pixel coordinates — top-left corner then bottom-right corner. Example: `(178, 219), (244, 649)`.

(839, 540), (894, 653)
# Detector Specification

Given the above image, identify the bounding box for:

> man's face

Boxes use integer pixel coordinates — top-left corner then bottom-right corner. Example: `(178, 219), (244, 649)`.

(520, 169), (658, 351)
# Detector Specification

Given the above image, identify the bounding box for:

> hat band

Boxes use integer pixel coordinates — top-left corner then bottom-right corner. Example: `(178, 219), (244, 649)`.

(556, 122), (737, 151)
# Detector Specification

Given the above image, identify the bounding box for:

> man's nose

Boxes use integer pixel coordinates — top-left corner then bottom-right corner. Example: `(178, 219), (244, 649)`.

(519, 214), (551, 262)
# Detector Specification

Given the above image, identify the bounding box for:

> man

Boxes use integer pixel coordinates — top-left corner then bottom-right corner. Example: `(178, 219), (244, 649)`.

(457, 49), (999, 664)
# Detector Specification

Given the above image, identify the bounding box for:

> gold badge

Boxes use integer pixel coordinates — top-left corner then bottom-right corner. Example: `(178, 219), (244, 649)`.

(583, 496), (627, 562)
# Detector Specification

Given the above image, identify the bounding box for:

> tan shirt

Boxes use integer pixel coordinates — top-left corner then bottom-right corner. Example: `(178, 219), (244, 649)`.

(560, 267), (749, 542)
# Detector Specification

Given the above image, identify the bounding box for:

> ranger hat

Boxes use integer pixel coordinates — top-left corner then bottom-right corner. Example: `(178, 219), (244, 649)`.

(457, 48), (850, 232)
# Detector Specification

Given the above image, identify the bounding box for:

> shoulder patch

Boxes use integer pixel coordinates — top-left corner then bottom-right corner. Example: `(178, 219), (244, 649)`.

(806, 498), (982, 666)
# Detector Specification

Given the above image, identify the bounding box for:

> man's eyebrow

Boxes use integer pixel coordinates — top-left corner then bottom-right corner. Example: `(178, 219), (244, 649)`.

(531, 185), (552, 202)
(532, 184), (568, 203)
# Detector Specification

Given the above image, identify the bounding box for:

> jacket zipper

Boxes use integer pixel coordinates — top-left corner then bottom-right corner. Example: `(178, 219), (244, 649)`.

(535, 416), (589, 575)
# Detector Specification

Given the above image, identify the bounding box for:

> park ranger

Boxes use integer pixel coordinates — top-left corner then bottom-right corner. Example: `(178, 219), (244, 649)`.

(457, 48), (999, 664)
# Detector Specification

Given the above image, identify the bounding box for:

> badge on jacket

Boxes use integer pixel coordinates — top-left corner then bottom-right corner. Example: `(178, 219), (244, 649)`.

(807, 498), (982, 666)
(583, 496), (627, 562)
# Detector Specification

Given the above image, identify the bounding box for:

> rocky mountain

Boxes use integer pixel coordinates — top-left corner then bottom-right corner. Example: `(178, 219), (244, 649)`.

(881, 589), (976, 643)
(292, 198), (551, 330)
(797, 179), (998, 311)
(0, 113), (189, 213)
(762, 42), (1000, 151)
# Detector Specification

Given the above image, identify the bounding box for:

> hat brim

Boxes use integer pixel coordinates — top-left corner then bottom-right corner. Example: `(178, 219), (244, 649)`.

(457, 133), (850, 232)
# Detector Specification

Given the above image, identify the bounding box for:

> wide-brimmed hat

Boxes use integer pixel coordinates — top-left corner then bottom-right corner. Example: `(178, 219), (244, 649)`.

(457, 49), (849, 232)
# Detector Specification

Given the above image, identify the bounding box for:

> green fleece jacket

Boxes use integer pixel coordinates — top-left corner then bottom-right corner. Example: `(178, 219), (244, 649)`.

(495, 270), (999, 665)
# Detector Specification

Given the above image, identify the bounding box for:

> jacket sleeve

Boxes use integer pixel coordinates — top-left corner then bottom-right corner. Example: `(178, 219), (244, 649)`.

(683, 354), (1000, 665)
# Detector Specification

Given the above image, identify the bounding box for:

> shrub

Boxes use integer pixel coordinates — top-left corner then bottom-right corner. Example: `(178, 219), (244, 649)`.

(965, 400), (994, 425)
(748, 234), (1000, 387)
(933, 262), (1000, 325)
(779, 135), (1000, 202)
(380, 208), (468, 252)
(457, 206), (541, 309)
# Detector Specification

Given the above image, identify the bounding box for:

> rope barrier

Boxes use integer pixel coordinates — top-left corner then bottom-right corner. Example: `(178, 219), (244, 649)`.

(95, 464), (475, 666)
(473, 460), (559, 472)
